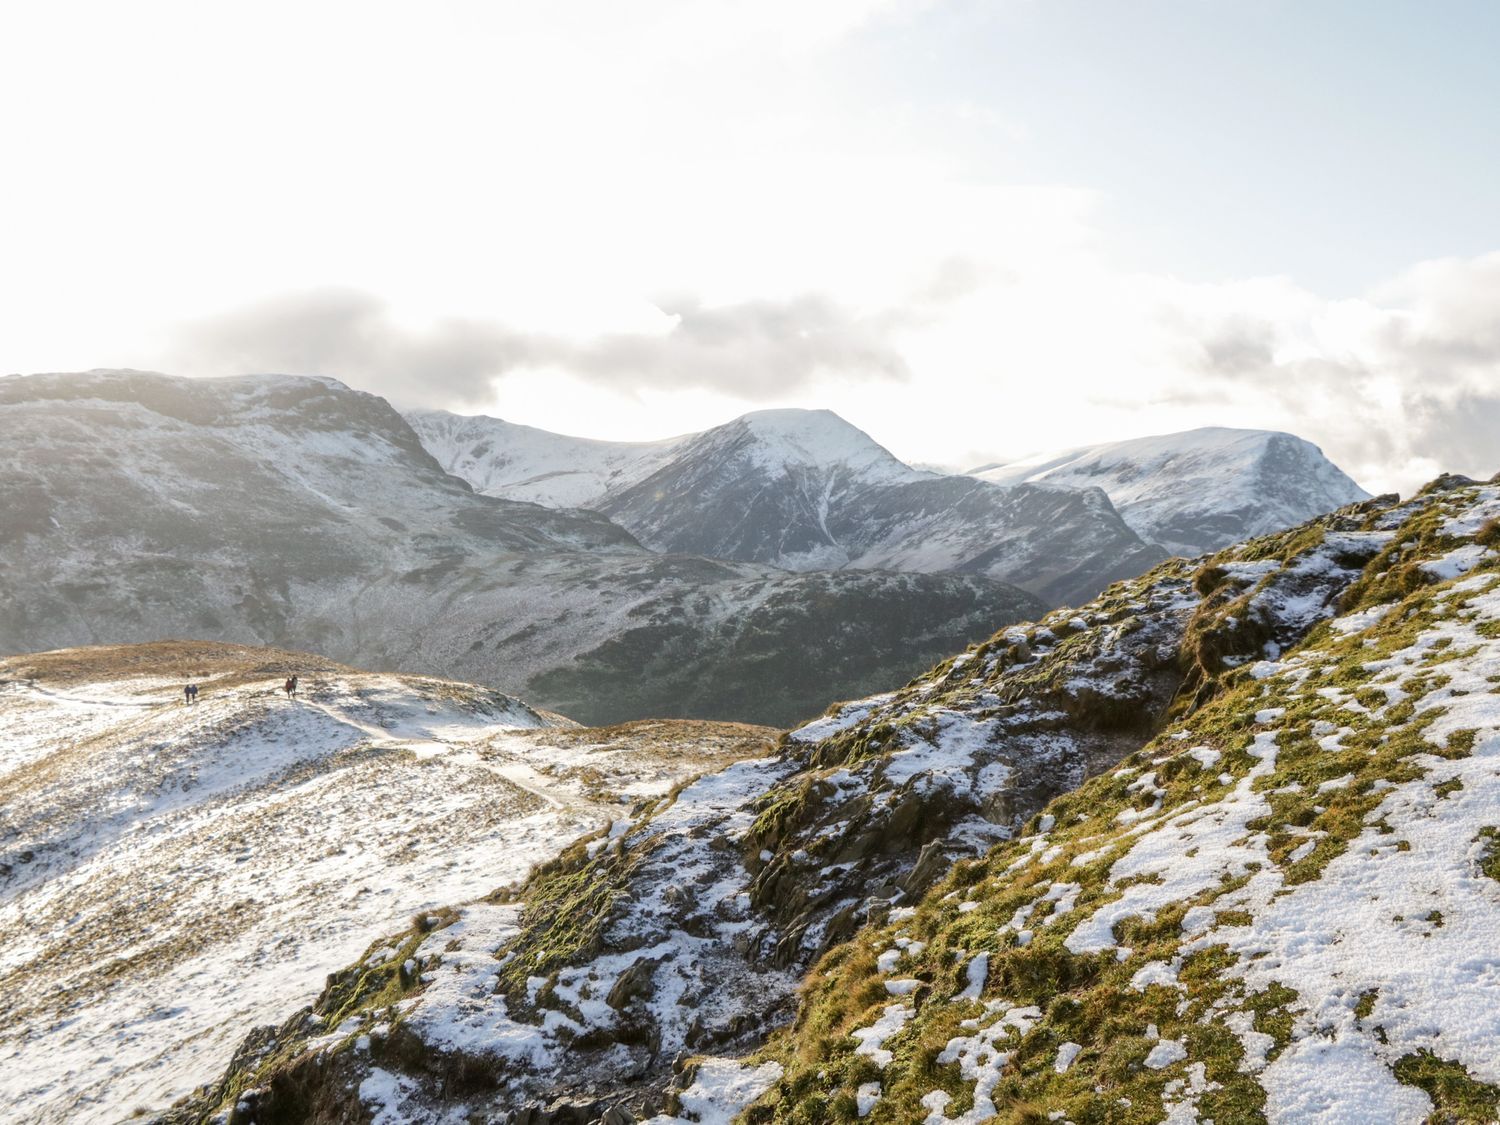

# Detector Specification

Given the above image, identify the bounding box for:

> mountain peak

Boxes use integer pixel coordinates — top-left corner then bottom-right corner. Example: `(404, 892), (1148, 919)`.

(704, 407), (918, 482)
(974, 425), (1370, 556)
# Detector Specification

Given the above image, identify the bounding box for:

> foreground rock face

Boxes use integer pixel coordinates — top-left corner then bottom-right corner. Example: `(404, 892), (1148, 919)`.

(0, 641), (775, 1124)
(0, 371), (1043, 727)
(162, 489), (1438, 1124)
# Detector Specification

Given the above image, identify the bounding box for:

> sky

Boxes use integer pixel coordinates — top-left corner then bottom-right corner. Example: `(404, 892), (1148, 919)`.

(4, 0), (1500, 493)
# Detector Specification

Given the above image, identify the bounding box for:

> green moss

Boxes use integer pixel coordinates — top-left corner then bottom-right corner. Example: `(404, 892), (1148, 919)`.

(320, 918), (448, 1029)
(1393, 1051), (1500, 1121)
(490, 834), (646, 999)
(1446, 728), (1478, 755)
(1476, 828), (1500, 883)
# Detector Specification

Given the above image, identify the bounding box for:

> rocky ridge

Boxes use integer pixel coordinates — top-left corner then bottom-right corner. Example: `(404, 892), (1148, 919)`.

(751, 474), (1500, 1122)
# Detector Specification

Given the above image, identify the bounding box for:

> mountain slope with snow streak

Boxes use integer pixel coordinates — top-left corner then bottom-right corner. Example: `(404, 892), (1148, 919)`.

(974, 426), (1371, 557)
(599, 410), (1168, 607)
(0, 371), (1043, 727)
(163, 490), (1420, 1124)
(413, 404), (1166, 607)
(0, 641), (775, 1125)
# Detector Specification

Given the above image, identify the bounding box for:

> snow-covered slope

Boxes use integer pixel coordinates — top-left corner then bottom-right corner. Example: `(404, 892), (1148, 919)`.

(171, 480), (1500, 1124)
(0, 371), (1044, 727)
(0, 641), (776, 1124)
(406, 408), (689, 509)
(412, 405), (1167, 608)
(973, 426), (1371, 556)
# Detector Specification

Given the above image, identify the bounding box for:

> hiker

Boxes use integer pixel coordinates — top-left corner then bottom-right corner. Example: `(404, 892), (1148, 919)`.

(183, 683), (193, 705)
(284, 674), (298, 699)
(187, 682), (199, 704)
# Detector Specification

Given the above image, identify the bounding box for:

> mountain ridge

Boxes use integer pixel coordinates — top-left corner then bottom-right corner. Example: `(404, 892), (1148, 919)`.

(413, 406), (1169, 607)
(410, 409), (1369, 608)
(0, 370), (1043, 727)
(972, 425), (1371, 556)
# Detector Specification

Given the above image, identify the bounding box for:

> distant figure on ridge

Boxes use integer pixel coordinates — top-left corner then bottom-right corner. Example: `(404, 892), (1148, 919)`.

(183, 682), (197, 705)
(284, 674), (298, 700)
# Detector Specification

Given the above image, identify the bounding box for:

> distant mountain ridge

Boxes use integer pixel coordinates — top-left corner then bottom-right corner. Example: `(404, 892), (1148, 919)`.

(412, 407), (1167, 607)
(972, 425), (1371, 556)
(415, 415), (1369, 588)
(0, 370), (1042, 726)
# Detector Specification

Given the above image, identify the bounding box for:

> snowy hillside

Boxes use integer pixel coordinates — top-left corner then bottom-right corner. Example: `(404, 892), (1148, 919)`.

(754, 476), (1500, 1122)
(974, 426), (1371, 556)
(166, 479), (1500, 1124)
(413, 405), (1166, 608)
(406, 409), (689, 509)
(0, 371), (1043, 727)
(0, 641), (775, 1124)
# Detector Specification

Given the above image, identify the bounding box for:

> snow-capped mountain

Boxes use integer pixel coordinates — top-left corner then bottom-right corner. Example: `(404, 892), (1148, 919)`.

(406, 409), (689, 509)
(174, 480), (1500, 1124)
(0, 371), (1043, 727)
(972, 426), (1371, 556)
(413, 407), (1167, 608)
(0, 640), (776, 1123)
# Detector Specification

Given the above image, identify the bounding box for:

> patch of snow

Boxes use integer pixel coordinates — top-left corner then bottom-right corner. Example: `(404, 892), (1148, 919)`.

(852, 1003), (915, 1068)
(1144, 1040), (1188, 1069)
(1054, 1042), (1083, 1073)
(643, 1059), (785, 1125)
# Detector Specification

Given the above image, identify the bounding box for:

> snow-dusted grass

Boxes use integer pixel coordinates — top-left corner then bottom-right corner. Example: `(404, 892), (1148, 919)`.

(753, 481), (1500, 1123)
(0, 657), (751, 1124)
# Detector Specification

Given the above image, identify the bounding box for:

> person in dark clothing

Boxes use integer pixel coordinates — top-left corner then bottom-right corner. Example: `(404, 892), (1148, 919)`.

(187, 683), (199, 704)
(183, 683), (193, 705)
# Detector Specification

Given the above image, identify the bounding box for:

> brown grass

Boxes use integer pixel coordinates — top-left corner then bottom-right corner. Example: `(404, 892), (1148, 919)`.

(518, 717), (780, 757)
(0, 639), (358, 690)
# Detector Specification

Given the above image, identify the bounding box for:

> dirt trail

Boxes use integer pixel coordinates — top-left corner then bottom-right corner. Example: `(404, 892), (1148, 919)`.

(299, 697), (595, 815)
(10, 681), (164, 709)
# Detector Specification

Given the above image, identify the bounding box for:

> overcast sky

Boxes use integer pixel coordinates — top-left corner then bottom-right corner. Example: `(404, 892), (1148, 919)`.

(5, 0), (1500, 493)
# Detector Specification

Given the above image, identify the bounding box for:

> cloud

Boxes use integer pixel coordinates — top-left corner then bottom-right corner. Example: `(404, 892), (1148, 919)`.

(167, 290), (537, 406)
(1151, 253), (1500, 492)
(166, 288), (909, 406)
(570, 294), (909, 395)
